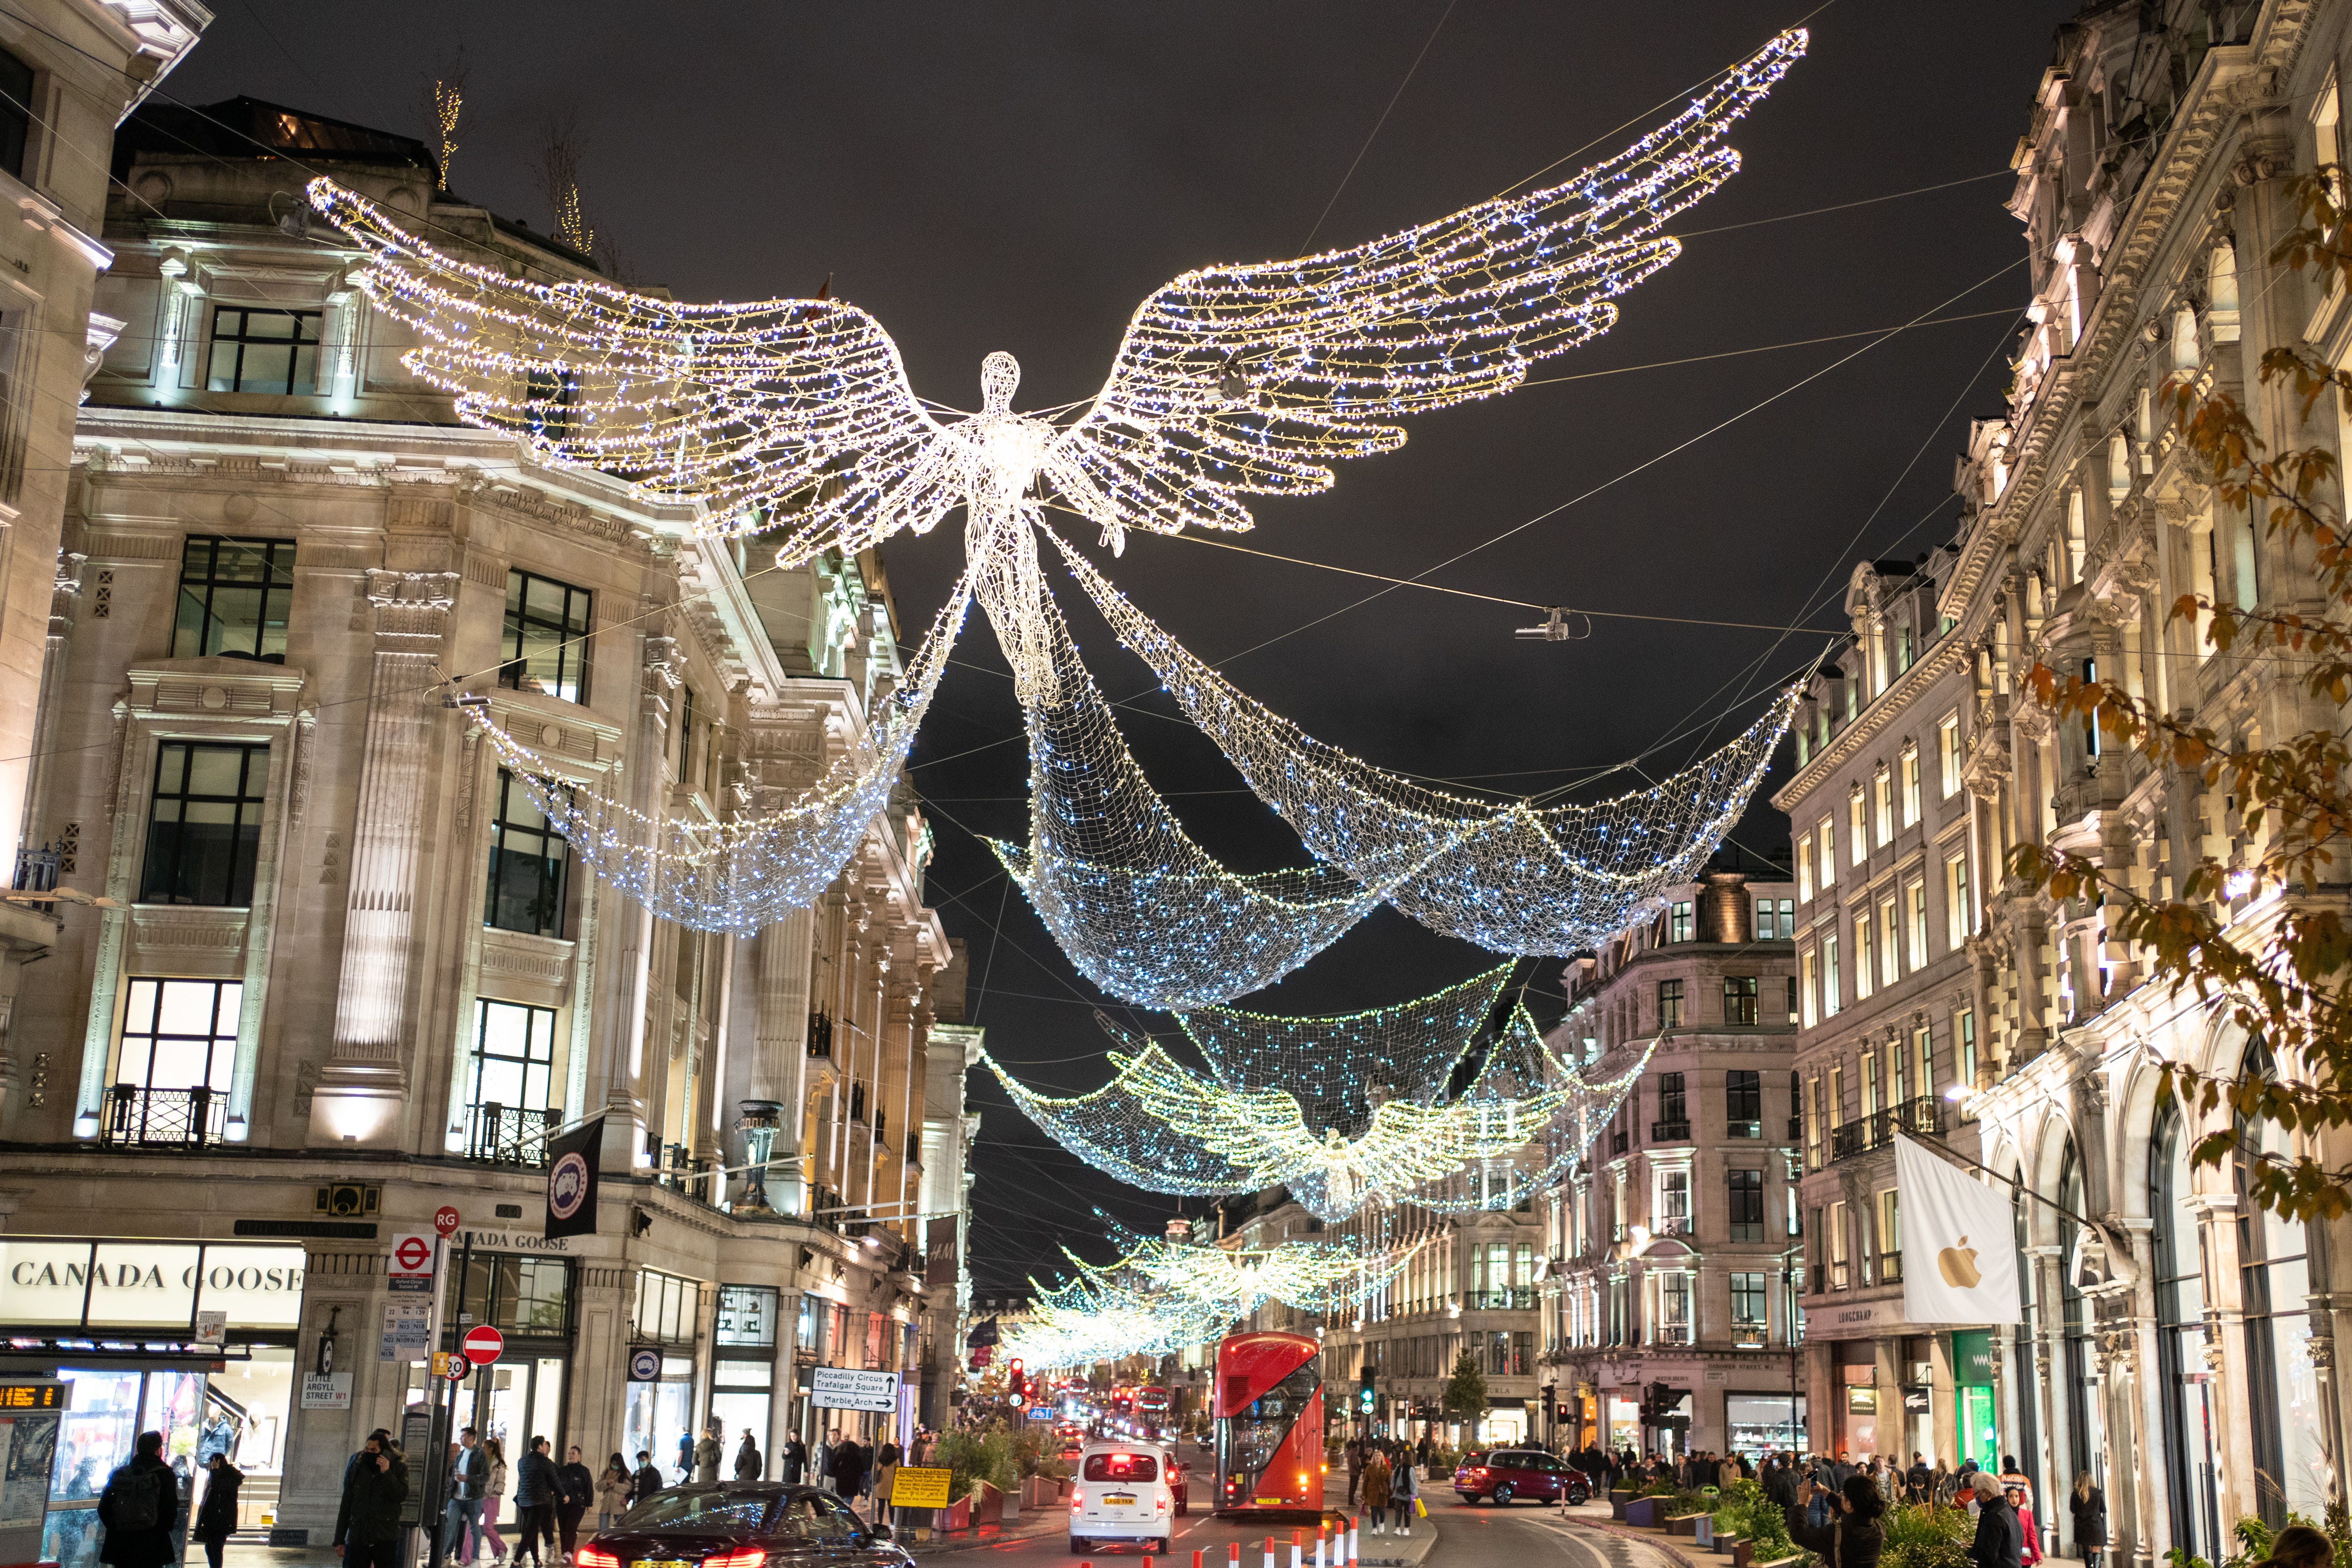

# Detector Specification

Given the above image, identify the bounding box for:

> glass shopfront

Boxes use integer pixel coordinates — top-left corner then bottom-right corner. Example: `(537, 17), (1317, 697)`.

(623, 1270), (704, 1476)
(709, 1286), (780, 1475)
(1727, 1392), (1804, 1457)
(1952, 1331), (1998, 1471)
(0, 1238), (306, 1568)
(2151, 1111), (2220, 1564)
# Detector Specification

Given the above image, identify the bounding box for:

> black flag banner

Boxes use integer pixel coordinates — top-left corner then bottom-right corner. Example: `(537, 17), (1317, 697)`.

(545, 1116), (604, 1240)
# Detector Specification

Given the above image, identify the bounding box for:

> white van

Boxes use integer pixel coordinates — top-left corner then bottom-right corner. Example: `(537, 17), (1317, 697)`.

(1070, 1440), (1176, 1554)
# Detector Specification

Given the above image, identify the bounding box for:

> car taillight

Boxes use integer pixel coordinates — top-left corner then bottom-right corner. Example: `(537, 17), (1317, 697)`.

(707, 1550), (765, 1568)
(1156, 1497), (1168, 1513)
(1071, 1489), (1084, 1510)
(578, 1550), (621, 1568)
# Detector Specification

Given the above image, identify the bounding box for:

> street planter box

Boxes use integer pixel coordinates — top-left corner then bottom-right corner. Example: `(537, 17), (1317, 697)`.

(1624, 1497), (1664, 1528)
(1753, 1554), (1806, 1568)
(1610, 1489), (1636, 1521)
(1692, 1515), (1716, 1548)
(934, 1496), (971, 1533)
(1732, 1540), (1755, 1568)
(1668, 1512), (1708, 1537)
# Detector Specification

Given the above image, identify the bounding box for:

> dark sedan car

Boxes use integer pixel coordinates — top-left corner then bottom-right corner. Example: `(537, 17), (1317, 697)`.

(576, 1483), (908, 1568)
(1452, 1449), (1593, 1506)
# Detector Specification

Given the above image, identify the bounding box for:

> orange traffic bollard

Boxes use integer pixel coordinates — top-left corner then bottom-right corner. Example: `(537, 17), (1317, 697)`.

(1195, 1552), (1206, 1568)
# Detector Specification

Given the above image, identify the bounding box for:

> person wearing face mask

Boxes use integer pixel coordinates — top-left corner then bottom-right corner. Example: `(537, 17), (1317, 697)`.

(1785, 1473), (1886, 1568)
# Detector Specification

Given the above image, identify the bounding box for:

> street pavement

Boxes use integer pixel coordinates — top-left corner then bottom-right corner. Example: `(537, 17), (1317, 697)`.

(952, 1448), (1686, 1568)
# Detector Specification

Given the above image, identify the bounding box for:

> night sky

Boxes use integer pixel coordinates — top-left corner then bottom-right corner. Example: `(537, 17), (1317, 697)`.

(166, 1), (2069, 1294)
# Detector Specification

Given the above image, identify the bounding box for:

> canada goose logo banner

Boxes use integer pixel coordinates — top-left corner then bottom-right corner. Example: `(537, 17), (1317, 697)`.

(1892, 1134), (2020, 1325)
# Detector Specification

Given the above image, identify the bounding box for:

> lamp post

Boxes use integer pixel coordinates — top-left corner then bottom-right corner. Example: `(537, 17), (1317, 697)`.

(1781, 1246), (1803, 1458)
(1544, 1379), (1558, 1453)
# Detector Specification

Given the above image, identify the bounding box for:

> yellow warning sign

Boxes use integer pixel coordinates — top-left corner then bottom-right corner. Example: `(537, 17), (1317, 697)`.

(890, 1467), (954, 1508)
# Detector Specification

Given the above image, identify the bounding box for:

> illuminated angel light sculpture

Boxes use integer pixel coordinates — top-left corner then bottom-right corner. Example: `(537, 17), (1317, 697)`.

(983, 971), (1656, 1220)
(305, 28), (1803, 703)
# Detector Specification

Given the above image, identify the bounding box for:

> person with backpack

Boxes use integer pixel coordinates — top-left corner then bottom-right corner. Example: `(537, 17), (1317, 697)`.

(99, 1432), (182, 1568)
(331, 1432), (407, 1568)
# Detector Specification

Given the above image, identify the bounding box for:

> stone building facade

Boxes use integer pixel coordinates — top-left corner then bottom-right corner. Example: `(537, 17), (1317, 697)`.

(0, 0), (211, 1144)
(1772, 551), (1988, 1475)
(1779, 3), (2352, 1561)
(1539, 857), (1804, 1460)
(0, 94), (970, 1552)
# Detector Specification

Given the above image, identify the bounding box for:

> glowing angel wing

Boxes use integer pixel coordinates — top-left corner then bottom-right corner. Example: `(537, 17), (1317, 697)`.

(306, 178), (953, 563)
(1043, 30), (1804, 545)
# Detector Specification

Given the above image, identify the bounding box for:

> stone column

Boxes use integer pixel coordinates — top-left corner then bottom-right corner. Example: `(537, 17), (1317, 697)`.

(307, 568), (458, 1148)
(751, 905), (814, 1208)
(606, 634), (680, 1173)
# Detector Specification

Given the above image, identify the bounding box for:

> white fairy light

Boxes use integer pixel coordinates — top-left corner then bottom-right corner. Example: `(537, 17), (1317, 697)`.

(303, 28), (1803, 584)
(983, 975), (1654, 1221)
(1048, 530), (1799, 955)
(473, 575), (971, 933)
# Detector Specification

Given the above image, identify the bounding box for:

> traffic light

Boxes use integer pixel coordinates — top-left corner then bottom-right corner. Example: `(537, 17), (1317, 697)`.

(1359, 1362), (1375, 1415)
(1008, 1358), (1026, 1402)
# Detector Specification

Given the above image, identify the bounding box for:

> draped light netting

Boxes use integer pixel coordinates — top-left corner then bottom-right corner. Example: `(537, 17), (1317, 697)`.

(471, 573), (972, 934)
(1048, 530), (1799, 955)
(985, 568), (1414, 1010)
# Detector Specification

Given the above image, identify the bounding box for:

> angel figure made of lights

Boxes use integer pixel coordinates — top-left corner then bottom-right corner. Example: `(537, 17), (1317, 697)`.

(304, 30), (1804, 703)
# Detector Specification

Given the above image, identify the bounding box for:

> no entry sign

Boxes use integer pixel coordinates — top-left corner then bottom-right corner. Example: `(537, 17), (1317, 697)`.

(462, 1325), (505, 1367)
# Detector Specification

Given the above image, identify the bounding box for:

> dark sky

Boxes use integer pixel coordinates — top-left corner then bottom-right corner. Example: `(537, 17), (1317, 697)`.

(169, 1), (2070, 1294)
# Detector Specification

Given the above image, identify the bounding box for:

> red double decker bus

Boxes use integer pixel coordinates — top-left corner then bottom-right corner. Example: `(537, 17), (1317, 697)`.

(1212, 1331), (1324, 1515)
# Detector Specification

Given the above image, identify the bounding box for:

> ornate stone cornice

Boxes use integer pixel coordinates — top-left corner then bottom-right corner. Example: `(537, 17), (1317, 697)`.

(1771, 635), (1966, 812)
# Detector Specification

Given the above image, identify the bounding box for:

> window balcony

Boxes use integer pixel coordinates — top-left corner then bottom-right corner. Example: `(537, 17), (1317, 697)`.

(1656, 1216), (1693, 1237)
(1811, 1263), (1826, 1294)
(1880, 1251), (1903, 1282)
(1788, 1116), (1804, 1141)
(1828, 1096), (1946, 1163)
(101, 1084), (225, 1148)
(467, 1103), (558, 1166)
(1726, 1119), (1762, 1139)
(1650, 1119), (1691, 1142)
(1611, 1126), (1629, 1156)
(13, 844), (55, 893)
(806, 1010), (834, 1060)
(1731, 1324), (1768, 1349)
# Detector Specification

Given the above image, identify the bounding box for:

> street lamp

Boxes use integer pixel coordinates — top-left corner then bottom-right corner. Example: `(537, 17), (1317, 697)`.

(1779, 1245), (1803, 1458)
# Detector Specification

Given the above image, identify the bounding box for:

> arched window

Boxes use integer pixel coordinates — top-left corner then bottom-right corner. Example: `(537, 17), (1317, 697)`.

(2236, 1043), (2326, 1524)
(2011, 1169), (2041, 1502)
(2150, 1102), (2219, 1563)
(2057, 1141), (2103, 1507)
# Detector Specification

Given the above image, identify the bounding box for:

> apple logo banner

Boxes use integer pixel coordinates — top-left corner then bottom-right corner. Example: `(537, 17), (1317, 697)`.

(1892, 1135), (2021, 1325)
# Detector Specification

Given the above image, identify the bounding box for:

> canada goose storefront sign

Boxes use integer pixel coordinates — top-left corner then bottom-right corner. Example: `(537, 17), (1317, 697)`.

(1892, 1136), (2020, 1325)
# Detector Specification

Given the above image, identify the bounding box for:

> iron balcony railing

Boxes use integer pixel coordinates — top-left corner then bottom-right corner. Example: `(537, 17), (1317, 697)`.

(467, 1103), (559, 1166)
(806, 1010), (834, 1060)
(1611, 1126), (1629, 1155)
(1828, 1096), (1945, 1163)
(1726, 1118), (1762, 1139)
(102, 1084), (225, 1148)
(13, 844), (56, 893)
(1881, 1251), (1904, 1282)
(1650, 1119), (1691, 1142)
(1655, 1216), (1693, 1237)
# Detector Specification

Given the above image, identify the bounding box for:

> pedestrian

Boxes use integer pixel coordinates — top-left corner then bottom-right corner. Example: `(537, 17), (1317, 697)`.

(558, 1444), (595, 1560)
(1785, 1474), (1886, 1568)
(192, 1452), (242, 1568)
(1391, 1447), (1417, 1535)
(2068, 1474), (2106, 1568)
(513, 1435), (558, 1568)
(779, 1435), (808, 1486)
(1362, 1448), (1392, 1536)
(629, 1450), (663, 1511)
(734, 1431), (762, 1482)
(596, 1454), (630, 1531)
(1877, 1458), (1900, 1506)
(834, 1437), (866, 1510)
(2007, 1484), (2042, 1567)
(1908, 1454), (1931, 1506)
(1346, 1436), (1364, 1508)
(1932, 1460), (1955, 1508)
(1967, 1473), (2023, 1568)
(693, 1424), (721, 1485)
(445, 1427), (488, 1565)
(330, 1431), (407, 1568)
(874, 1441), (900, 1530)
(817, 1431), (839, 1495)
(1719, 1451), (1742, 1490)
(2252, 1527), (2336, 1568)
(480, 1437), (512, 1567)
(675, 1432), (693, 1486)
